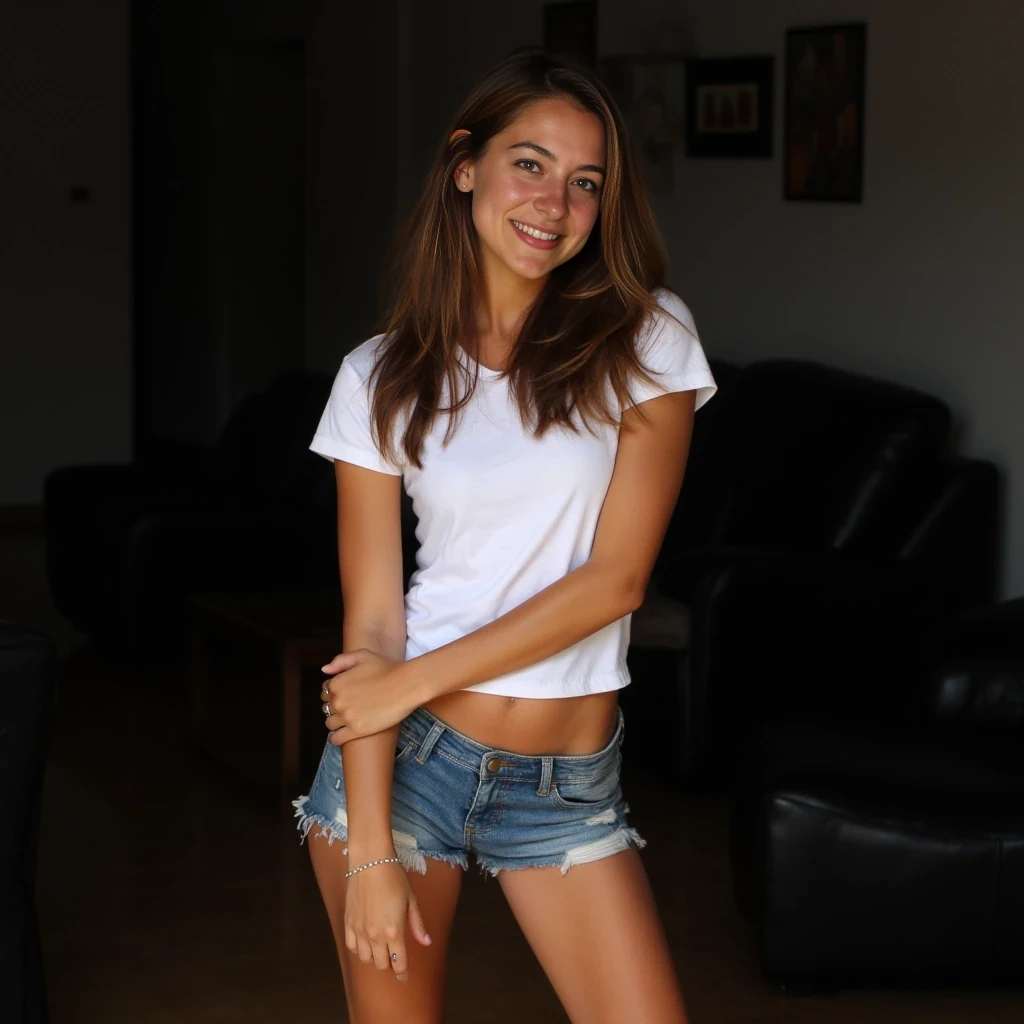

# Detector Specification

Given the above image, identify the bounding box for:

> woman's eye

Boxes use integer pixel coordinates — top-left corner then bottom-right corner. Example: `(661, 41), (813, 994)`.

(513, 160), (599, 194)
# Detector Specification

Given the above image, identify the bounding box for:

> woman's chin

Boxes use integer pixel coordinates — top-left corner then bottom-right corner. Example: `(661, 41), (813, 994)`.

(502, 251), (561, 282)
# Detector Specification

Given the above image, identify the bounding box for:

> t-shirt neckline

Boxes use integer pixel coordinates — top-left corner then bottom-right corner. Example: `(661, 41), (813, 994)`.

(456, 343), (503, 381)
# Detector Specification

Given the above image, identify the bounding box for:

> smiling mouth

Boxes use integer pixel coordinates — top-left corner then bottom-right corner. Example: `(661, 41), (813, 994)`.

(511, 219), (561, 241)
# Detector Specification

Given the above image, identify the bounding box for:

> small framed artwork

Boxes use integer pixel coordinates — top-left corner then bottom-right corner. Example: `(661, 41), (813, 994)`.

(600, 55), (686, 194)
(685, 56), (774, 159)
(784, 23), (867, 202)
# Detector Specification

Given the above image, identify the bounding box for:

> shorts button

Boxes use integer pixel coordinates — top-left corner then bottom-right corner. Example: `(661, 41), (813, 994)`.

(487, 757), (502, 772)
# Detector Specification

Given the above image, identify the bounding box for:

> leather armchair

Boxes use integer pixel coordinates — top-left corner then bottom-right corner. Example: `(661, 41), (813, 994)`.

(621, 359), (1001, 786)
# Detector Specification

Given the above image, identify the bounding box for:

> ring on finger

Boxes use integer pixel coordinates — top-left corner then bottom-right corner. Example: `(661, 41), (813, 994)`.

(322, 701), (331, 716)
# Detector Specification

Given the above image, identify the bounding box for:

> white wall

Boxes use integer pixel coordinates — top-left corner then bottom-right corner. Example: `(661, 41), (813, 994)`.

(394, 0), (1023, 598)
(0, 1), (132, 502)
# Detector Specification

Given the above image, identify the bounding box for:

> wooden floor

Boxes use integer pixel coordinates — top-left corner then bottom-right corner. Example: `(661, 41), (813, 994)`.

(8, 524), (1024, 1022)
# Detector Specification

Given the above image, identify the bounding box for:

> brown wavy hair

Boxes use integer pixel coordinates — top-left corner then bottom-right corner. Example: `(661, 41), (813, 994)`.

(370, 48), (674, 469)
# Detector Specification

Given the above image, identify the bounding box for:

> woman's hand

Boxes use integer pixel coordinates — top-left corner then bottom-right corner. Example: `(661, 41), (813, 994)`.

(344, 859), (432, 983)
(321, 649), (419, 745)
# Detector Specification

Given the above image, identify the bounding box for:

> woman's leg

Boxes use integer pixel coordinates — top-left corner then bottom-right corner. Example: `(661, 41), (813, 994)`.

(309, 837), (464, 1024)
(497, 846), (688, 1024)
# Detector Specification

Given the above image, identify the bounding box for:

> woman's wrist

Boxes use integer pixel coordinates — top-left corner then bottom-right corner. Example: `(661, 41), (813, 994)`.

(394, 655), (438, 707)
(346, 835), (398, 864)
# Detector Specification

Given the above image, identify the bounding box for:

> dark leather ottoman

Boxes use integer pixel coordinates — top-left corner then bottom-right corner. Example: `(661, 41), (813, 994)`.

(730, 591), (1024, 992)
(752, 776), (1024, 987)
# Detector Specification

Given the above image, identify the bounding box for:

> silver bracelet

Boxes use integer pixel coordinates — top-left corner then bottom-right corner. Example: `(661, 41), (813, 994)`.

(345, 856), (402, 879)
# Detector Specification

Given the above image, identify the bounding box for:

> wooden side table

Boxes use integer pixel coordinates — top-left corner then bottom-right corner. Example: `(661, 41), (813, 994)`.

(189, 589), (343, 808)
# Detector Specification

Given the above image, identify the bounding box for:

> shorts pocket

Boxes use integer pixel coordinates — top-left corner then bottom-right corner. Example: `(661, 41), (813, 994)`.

(395, 730), (419, 765)
(549, 758), (621, 810)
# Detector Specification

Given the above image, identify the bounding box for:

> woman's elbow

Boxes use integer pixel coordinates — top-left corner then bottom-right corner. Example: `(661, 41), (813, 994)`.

(617, 575), (648, 617)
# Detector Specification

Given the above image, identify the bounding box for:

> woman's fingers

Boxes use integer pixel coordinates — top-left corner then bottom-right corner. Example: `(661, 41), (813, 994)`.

(370, 937), (392, 971)
(389, 941), (409, 983)
(321, 650), (361, 674)
(407, 895), (432, 947)
(356, 935), (374, 965)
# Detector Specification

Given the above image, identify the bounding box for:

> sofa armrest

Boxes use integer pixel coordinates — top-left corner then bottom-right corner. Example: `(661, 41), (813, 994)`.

(114, 509), (338, 650)
(124, 509), (337, 593)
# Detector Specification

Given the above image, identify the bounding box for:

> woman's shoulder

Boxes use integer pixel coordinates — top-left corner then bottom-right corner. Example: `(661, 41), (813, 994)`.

(623, 287), (717, 412)
(340, 332), (389, 382)
(643, 287), (698, 345)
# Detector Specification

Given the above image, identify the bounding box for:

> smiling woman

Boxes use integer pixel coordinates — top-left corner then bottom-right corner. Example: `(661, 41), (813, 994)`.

(454, 99), (607, 298)
(292, 48), (715, 1023)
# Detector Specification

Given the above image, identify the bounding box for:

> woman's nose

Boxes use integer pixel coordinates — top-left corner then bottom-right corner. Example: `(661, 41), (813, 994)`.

(533, 182), (568, 221)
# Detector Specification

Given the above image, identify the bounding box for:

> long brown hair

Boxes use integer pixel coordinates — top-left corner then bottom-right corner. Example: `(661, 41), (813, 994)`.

(370, 48), (673, 469)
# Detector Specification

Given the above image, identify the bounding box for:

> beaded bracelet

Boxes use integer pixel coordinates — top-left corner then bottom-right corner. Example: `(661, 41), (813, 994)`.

(345, 856), (402, 879)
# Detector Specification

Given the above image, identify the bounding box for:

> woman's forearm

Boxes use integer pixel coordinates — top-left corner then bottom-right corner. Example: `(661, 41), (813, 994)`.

(340, 623), (407, 859)
(397, 559), (639, 707)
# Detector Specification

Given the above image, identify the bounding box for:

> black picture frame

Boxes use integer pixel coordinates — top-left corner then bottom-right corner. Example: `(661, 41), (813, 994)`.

(784, 23), (867, 202)
(685, 56), (774, 159)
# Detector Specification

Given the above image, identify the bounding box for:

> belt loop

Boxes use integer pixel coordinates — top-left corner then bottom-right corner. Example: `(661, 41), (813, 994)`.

(415, 721), (445, 764)
(537, 756), (553, 797)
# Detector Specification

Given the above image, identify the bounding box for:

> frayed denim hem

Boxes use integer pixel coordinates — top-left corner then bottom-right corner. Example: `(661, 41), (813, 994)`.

(475, 813), (647, 878)
(292, 794), (470, 875)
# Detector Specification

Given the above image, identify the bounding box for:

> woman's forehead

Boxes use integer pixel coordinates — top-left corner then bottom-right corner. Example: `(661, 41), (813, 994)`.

(499, 98), (606, 162)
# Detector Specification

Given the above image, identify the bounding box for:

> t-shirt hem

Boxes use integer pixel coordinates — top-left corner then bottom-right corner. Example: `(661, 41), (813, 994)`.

(459, 664), (631, 699)
(308, 434), (402, 475)
(625, 373), (718, 413)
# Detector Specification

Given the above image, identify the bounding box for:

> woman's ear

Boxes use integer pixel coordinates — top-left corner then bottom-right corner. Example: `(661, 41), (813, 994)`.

(450, 129), (474, 193)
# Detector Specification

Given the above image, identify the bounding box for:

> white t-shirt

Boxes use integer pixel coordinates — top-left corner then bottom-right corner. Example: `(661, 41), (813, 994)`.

(310, 288), (717, 699)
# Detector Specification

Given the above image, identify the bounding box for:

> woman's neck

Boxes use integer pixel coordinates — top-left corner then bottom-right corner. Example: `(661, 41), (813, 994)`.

(474, 255), (548, 358)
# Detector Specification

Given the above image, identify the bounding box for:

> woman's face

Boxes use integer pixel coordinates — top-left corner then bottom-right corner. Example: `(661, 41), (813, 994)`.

(456, 97), (607, 285)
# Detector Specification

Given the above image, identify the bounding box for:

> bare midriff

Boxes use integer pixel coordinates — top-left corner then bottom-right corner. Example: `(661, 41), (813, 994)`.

(422, 688), (620, 757)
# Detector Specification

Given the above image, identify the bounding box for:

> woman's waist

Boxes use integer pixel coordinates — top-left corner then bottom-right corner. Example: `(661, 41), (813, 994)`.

(420, 687), (621, 756)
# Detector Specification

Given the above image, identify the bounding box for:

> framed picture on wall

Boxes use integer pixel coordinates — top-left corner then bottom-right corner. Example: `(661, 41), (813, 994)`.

(784, 23), (867, 202)
(684, 56), (774, 159)
(600, 55), (686, 194)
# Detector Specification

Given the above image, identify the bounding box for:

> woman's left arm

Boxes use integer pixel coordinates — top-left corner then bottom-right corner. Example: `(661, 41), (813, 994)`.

(324, 389), (695, 743)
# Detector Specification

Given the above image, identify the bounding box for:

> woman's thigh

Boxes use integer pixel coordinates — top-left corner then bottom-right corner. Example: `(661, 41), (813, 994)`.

(497, 847), (689, 1024)
(308, 836), (464, 1024)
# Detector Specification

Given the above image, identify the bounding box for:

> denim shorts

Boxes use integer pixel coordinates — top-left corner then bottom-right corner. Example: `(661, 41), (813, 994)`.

(292, 704), (646, 877)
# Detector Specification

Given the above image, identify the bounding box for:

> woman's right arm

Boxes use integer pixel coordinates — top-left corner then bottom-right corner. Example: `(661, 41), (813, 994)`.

(332, 458), (430, 979)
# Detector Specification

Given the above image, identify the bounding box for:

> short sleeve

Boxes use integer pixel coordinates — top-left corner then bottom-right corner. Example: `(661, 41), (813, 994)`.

(624, 289), (718, 412)
(309, 355), (403, 475)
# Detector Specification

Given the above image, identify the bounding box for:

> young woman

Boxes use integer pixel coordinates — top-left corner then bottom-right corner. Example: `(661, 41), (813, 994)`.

(293, 49), (716, 1024)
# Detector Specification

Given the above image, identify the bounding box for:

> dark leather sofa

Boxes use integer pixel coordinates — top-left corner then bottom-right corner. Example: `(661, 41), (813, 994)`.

(44, 372), (339, 653)
(729, 596), (1024, 990)
(621, 358), (1001, 787)
(0, 622), (56, 1023)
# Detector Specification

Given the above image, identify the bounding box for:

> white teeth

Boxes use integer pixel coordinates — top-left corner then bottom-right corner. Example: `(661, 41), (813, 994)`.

(512, 220), (559, 241)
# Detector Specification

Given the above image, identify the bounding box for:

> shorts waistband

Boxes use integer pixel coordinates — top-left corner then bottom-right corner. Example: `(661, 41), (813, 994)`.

(399, 704), (624, 783)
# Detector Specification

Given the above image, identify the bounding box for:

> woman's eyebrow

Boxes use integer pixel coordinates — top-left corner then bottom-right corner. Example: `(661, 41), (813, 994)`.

(506, 141), (605, 175)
